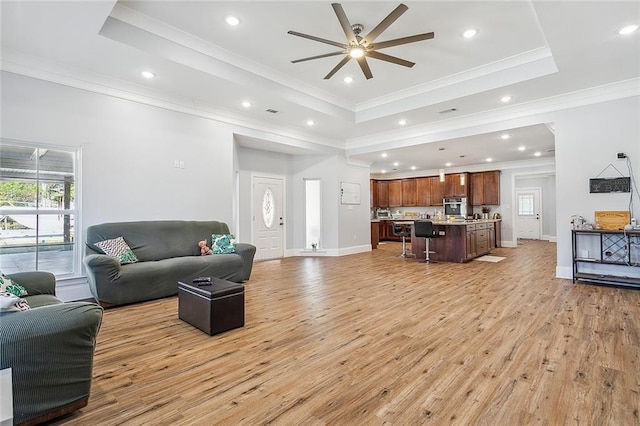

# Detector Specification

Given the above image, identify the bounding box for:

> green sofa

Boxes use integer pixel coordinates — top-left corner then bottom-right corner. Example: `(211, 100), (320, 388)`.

(83, 220), (256, 307)
(0, 271), (103, 425)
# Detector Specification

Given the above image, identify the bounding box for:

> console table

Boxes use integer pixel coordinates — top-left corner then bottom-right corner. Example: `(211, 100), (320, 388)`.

(571, 229), (640, 287)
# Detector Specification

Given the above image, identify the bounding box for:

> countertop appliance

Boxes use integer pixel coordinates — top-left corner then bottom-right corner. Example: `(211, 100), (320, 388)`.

(443, 197), (468, 219)
(376, 209), (391, 219)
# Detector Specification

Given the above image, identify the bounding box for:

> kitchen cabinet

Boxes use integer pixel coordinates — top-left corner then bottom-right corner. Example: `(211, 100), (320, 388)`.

(388, 180), (403, 207)
(416, 177), (431, 206)
(401, 179), (417, 206)
(488, 222), (496, 249)
(445, 173), (469, 198)
(377, 180), (389, 207)
(371, 221), (380, 249)
(370, 180), (378, 207)
(470, 171), (500, 206)
(466, 224), (477, 260)
(430, 176), (445, 206)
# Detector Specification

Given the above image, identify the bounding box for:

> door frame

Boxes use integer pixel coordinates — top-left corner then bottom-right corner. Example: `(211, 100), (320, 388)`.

(514, 186), (543, 241)
(250, 173), (286, 259)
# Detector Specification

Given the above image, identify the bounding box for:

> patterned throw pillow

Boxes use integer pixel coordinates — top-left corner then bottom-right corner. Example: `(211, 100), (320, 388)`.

(211, 234), (236, 254)
(0, 272), (28, 297)
(0, 292), (30, 312)
(95, 237), (138, 264)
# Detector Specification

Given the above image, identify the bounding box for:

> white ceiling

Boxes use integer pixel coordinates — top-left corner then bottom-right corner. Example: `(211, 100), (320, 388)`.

(1, 1), (639, 175)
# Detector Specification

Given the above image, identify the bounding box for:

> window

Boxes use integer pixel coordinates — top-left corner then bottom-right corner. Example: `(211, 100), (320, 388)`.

(0, 142), (79, 276)
(517, 193), (535, 216)
(305, 179), (321, 249)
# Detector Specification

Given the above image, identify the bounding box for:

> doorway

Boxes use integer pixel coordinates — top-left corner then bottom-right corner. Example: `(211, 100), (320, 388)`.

(515, 188), (542, 240)
(252, 175), (284, 260)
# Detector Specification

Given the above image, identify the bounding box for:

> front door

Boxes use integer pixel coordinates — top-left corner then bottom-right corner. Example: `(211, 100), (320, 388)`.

(516, 188), (542, 240)
(252, 176), (284, 260)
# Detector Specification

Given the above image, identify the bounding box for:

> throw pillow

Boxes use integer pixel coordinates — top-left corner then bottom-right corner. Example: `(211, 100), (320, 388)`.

(95, 236), (138, 264)
(211, 233), (236, 254)
(0, 292), (30, 312)
(0, 272), (28, 297)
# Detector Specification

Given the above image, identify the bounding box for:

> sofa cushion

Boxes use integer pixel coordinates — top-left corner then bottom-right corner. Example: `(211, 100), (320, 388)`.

(95, 237), (138, 264)
(0, 272), (28, 297)
(211, 233), (236, 254)
(0, 292), (30, 312)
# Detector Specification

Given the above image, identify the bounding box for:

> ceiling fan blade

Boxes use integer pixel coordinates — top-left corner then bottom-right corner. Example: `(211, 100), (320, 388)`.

(371, 32), (435, 50)
(288, 30), (347, 49)
(324, 55), (351, 79)
(366, 51), (415, 68)
(361, 3), (408, 45)
(332, 3), (357, 45)
(356, 56), (373, 80)
(292, 51), (347, 64)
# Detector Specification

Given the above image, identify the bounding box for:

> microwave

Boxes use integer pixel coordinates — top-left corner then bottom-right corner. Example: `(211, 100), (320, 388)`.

(443, 197), (468, 218)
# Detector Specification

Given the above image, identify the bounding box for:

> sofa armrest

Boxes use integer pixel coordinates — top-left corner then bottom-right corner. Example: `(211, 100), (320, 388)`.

(0, 302), (103, 424)
(83, 254), (122, 302)
(234, 243), (256, 281)
(7, 271), (56, 296)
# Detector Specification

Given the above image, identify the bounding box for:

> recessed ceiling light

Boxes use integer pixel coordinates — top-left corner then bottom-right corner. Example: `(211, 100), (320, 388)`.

(241, 101), (251, 108)
(445, 162), (452, 167)
(534, 152), (542, 157)
(306, 120), (315, 126)
(500, 95), (512, 103)
(398, 119), (407, 125)
(619, 24), (638, 35)
(393, 162), (399, 167)
(140, 71), (155, 79)
(518, 146), (526, 151)
(381, 169), (387, 174)
(486, 157), (493, 162)
(463, 29), (478, 38)
(226, 16), (240, 26)
(411, 166), (416, 170)
(381, 153), (388, 158)
(500, 134), (510, 140)
(343, 76), (353, 83)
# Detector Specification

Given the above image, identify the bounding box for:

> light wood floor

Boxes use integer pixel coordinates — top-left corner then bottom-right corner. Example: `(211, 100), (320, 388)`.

(53, 240), (640, 425)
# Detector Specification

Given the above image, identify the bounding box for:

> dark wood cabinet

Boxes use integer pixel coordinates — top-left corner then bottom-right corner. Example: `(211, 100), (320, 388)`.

(377, 180), (389, 207)
(470, 171), (500, 206)
(430, 176), (445, 206)
(388, 180), (402, 207)
(466, 224), (477, 260)
(445, 173), (469, 198)
(370, 180), (378, 207)
(371, 221), (380, 249)
(416, 177), (431, 206)
(401, 179), (416, 206)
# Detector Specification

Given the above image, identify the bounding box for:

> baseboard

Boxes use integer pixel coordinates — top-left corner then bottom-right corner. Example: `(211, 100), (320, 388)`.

(286, 244), (371, 257)
(556, 266), (572, 280)
(55, 276), (93, 302)
(501, 241), (517, 248)
(542, 235), (558, 242)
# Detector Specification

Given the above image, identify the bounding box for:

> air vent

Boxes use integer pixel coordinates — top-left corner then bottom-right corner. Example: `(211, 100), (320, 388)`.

(438, 108), (457, 114)
(265, 108), (279, 114)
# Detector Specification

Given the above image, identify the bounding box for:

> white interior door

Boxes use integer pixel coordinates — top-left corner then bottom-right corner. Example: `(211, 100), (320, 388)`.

(516, 188), (542, 240)
(252, 176), (284, 260)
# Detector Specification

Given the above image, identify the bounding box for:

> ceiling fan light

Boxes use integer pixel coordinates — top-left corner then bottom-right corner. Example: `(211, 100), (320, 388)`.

(349, 47), (365, 59)
(343, 76), (353, 83)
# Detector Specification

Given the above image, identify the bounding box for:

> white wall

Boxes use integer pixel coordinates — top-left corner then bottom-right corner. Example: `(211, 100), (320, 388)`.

(1, 72), (236, 228)
(553, 96), (640, 278)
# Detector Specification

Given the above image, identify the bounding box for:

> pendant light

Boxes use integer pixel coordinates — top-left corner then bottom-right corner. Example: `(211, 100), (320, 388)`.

(460, 173), (465, 185)
(439, 169), (445, 182)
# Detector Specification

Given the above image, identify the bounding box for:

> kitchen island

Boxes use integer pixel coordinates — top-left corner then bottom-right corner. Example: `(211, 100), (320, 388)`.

(410, 219), (501, 262)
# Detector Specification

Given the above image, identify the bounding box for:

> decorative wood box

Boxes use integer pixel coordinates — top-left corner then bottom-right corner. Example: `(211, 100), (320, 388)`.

(595, 210), (630, 230)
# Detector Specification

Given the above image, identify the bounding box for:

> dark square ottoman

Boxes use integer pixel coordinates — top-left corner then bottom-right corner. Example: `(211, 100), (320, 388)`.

(178, 277), (245, 335)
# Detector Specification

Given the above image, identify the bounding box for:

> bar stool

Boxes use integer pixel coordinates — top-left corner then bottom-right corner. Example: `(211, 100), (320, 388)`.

(413, 220), (439, 263)
(392, 222), (413, 258)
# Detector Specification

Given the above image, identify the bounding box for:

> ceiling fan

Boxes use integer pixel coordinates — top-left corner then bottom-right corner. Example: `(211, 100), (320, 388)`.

(288, 3), (435, 80)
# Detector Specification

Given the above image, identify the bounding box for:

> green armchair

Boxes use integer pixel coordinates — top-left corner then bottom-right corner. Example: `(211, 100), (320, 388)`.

(0, 272), (103, 425)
